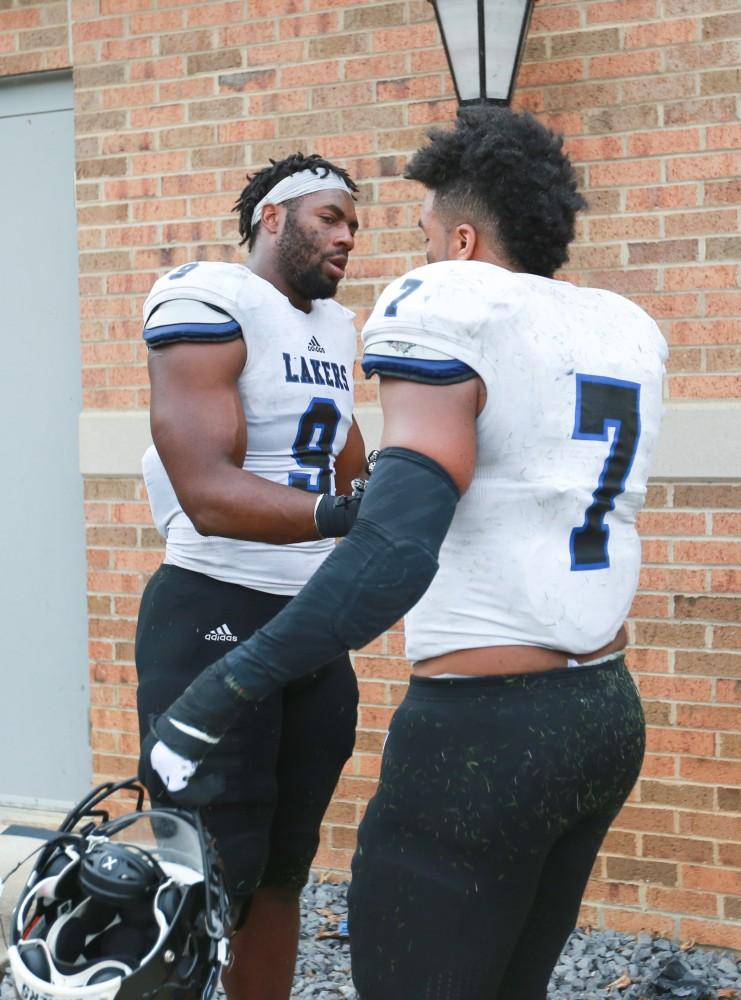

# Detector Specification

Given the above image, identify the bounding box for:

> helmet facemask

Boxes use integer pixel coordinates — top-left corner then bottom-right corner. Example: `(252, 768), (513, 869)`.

(7, 778), (230, 1000)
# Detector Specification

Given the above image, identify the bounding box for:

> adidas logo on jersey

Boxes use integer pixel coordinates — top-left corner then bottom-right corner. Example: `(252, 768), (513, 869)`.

(307, 336), (325, 353)
(205, 624), (238, 642)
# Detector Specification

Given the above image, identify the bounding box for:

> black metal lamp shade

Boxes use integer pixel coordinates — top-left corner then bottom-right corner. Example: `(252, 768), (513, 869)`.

(428, 0), (535, 106)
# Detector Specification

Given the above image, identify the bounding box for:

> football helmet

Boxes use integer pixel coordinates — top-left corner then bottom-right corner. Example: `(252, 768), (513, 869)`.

(7, 777), (230, 999)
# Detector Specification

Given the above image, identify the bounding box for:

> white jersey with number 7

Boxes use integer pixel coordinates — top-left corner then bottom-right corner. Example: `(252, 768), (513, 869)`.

(362, 260), (667, 661)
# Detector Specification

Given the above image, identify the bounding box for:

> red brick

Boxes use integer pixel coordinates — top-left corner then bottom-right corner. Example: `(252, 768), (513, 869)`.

(685, 866), (741, 897)
(603, 909), (678, 939)
(677, 703), (741, 731)
(626, 184), (699, 211)
(668, 153), (740, 181)
(589, 49), (662, 78)
(130, 10), (184, 34)
(682, 812), (741, 842)
(589, 159), (662, 186)
(586, 0), (658, 23)
(669, 319), (741, 346)
(519, 58), (584, 87)
(186, 2), (245, 27)
(102, 83), (157, 109)
(648, 887), (718, 918)
(679, 919), (741, 952)
(625, 18), (698, 47)
(640, 754), (678, 778)
(668, 263), (737, 290)
(371, 23), (438, 52)
(0, 9), (43, 30)
(357, 706), (393, 730)
(89, 707), (139, 732)
(280, 11), (340, 37)
(665, 95), (737, 126)
(73, 17), (125, 41)
(643, 834), (714, 863)
(622, 73), (697, 104)
(646, 729), (715, 756)
(664, 33), (740, 71)
(681, 757), (741, 785)
(638, 676), (712, 702)
(409, 49), (447, 74)
(628, 129), (702, 156)
(530, 6), (581, 32)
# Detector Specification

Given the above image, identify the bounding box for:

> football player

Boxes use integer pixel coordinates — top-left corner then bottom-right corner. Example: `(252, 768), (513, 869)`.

(136, 152), (365, 1000)
(141, 109), (667, 1000)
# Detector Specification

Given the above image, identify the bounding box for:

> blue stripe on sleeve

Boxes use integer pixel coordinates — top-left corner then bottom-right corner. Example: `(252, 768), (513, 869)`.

(362, 353), (476, 385)
(143, 318), (242, 347)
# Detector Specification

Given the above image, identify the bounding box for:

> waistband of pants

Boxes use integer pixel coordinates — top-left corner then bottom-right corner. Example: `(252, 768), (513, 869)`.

(407, 652), (627, 698)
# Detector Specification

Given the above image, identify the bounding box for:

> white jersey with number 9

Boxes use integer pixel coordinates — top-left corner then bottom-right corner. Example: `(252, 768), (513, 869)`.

(362, 260), (667, 661)
(142, 261), (357, 596)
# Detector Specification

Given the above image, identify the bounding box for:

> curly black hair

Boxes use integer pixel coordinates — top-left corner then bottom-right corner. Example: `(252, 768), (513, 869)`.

(404, 106), (587, 278)
(233, 152), (358, 250)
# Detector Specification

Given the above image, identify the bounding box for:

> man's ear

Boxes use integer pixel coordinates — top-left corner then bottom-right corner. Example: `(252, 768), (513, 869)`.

(259, 202), (281, 235)
(450, 223), (478, 261)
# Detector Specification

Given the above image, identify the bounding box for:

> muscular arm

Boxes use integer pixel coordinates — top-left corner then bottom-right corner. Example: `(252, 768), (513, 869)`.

(149, 339), (344, 544)
(377, 375), (482, 494)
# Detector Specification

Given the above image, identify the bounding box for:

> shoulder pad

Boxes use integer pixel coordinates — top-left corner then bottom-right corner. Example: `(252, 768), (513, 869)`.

(143, 299), (242, 348)
(362, 341), (476, 385)
(143, 260), (253, 319)
(362, 261), (518, 374)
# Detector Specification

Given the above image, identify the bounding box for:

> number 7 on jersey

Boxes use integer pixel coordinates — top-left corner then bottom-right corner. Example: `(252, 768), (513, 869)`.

(570, 374), (642, 571)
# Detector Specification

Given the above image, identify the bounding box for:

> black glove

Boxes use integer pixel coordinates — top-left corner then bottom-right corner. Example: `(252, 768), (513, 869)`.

(138, 723), (226, 808)
(314, 450), (379, 538)
(314, 493), (362, 537)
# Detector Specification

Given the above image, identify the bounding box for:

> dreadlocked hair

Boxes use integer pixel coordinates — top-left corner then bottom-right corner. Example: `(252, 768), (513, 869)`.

(404, 106), (587, 278)
(233, 152), (358, 250)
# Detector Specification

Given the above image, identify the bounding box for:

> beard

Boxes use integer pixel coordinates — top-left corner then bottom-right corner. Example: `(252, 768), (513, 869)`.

(276, 210), (340, 301)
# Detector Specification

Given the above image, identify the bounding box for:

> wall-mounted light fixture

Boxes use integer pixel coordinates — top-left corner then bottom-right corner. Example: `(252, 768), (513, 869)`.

(428, 0), (536, 106)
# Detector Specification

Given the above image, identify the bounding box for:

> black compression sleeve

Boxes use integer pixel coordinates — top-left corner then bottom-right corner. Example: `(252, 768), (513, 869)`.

(158, 447), (459, 754)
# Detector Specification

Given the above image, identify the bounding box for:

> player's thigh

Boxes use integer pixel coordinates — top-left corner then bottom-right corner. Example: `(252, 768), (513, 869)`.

(135, 563), (289, 726)
(260, 653), (358, 890)
(348, 684), (539, 1000)
(136, 565), (291, 894)
(497, 661), (646, 998)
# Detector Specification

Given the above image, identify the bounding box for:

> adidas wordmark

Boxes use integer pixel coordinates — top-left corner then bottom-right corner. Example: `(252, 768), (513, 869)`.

(205, 624), (238, 642)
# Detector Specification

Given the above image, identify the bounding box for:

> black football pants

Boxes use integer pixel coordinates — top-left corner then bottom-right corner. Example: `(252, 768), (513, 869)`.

(348, 656), (644, 1000)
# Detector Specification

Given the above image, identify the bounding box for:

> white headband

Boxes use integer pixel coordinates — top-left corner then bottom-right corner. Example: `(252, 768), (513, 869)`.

(250, 169), (354, 232)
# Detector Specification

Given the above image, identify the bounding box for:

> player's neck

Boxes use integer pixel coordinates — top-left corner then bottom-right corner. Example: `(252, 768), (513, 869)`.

(248, 255), (313, 313)
(470, 244), (523, 273)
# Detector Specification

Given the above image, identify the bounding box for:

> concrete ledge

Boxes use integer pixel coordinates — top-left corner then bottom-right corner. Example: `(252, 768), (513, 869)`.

(79, 410), (151, 476)
(78, 408), (387, 476)
(79, 401), (741, 482)
(650, 401), (741, 481)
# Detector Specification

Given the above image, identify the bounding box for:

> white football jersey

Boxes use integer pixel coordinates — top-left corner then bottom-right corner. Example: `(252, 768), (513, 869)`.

(142, 261), (357, 596)
(362, 260), (667, 661)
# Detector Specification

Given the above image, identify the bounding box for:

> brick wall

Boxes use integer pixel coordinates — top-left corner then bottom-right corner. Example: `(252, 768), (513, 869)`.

(3, 0), (739, 947)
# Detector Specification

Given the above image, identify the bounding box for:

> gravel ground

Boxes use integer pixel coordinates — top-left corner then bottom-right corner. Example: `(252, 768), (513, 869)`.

(2, 876), (740, 999)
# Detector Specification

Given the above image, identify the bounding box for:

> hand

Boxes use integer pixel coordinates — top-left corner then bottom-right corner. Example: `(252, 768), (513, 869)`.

(314, 493), (362, 538)
(314, 449), (378, 538)
(150, 737), (197, 792)
(139, 728), (225, 808)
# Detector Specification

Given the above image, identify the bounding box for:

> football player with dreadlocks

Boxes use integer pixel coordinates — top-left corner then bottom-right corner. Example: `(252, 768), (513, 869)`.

(136, 152), (365, 1000)
(142, 110), (667, 999)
